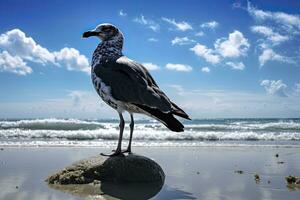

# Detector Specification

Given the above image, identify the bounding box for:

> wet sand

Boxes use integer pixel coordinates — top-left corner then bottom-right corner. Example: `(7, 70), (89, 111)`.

(0, 146), (299, 200)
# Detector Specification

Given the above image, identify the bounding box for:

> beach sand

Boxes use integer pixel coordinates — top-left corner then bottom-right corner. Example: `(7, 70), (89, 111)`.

(0, 146), (299, 200)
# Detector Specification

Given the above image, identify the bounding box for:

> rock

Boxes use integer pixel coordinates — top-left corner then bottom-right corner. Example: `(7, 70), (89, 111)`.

(254, 174), (260, 183)
(286, 175), (297, 184)
(285, 175), (300, 190)
(46, 154), (165, 184)
(234, 170), (244, 174)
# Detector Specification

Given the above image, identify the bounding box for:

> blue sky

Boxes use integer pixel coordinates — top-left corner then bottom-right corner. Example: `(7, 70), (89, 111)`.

(0, 0), (300, 119)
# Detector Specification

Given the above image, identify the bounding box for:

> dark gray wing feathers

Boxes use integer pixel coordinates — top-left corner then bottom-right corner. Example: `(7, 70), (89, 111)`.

(93, 57), (172, 112)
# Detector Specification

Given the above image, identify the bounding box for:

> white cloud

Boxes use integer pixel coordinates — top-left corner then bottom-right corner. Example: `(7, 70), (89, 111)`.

(0, 90), (118, 119)
(191, 31), (249, 68)
(251, 26), (289, 44)
(259, 48), (294, 66)
(134, 15), (160, 32)
(165, 63), (192, 72)
(54, 47), (90, 74)
(142, 62), (160, 71)
(260, 79), (287, 97)
(166, 85), (300, 118)
(247, 2), (272, 21)
(201, 21), (219, 29)
(190, 44), (221, 64)
(119, 9), (127, 17)
(69, 90), (86, 107)
(247, 2), (300, 34)
(171, 37), (195, 45)
(0, 29), (54, 63)
(0, 29), (89, 75)
(245, 2), (300, 67)
(148, 38), (158, 42)
(201, 67), (210, 73)
(0, 51), (32, 75)
(162, 17), (192, 31)
(195, 31), (204, 37)
(225, 61), (245, 70)
(215, 30), (250, 58)
(293, 83), (300, 95)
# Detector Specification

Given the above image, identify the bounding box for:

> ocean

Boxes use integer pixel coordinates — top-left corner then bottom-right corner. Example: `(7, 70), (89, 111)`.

(0, 118), (300, 147)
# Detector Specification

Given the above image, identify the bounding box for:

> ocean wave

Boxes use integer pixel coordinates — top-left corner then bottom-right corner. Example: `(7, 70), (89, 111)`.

(1, 140), (299, 147)
(0, 118), (300, 142)
(1, 118), (300, 132)
(0, 129), (299, 141)
(0, 118), (105, 130)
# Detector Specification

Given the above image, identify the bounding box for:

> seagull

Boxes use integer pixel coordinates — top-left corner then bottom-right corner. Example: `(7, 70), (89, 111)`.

(83, 23), (190, 156)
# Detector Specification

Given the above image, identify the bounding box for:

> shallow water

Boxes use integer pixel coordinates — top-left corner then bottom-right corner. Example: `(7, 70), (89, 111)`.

(0, 147), (299, 200)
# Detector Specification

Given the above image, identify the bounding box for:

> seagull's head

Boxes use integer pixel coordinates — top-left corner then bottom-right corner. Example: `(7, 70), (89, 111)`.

(82, 23), (122, 41)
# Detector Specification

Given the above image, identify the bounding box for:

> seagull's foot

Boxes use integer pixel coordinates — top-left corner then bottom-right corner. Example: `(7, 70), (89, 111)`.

(100, 149), (124, 157)
(112, 148), (132, 154)
(121, 148), (132, 154)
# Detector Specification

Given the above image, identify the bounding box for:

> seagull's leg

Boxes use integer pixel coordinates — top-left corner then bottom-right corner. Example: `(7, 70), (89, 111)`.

(115, 113), (125, 153)
(122, 113), (134, 154)
(101, 113), (125, 157)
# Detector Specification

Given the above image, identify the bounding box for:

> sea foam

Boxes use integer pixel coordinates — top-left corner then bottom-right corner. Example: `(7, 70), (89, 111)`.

(1, 118), (300, 146)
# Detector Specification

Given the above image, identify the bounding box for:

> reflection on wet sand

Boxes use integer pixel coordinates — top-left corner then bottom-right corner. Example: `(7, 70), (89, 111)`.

(0, 147), (300, 200)
(49, 180), (164, 200)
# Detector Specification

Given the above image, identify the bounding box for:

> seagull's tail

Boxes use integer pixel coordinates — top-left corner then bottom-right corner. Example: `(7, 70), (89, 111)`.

(133, 104), (184, 132)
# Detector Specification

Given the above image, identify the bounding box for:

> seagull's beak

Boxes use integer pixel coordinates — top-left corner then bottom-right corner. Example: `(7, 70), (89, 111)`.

(82, 31), (99, 38)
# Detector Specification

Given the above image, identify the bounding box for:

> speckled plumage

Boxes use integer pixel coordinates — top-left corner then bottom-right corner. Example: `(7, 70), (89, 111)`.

(84, 23), (190, 155)
(91, 30), (124, 112)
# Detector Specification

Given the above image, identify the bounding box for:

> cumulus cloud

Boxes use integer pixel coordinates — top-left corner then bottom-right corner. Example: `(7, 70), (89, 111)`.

(201, 67), (210, 73)
(0, 29), (55, 63)
(165, 63), (192, 72)
(0, 29), (89, 75)
(119, 9), (127, 17)
(251, 25), (289, 44)
(162, 17), (192, 31)
(259, 48), (294, 66)
(214, 30), (250, 58)
(225, 61), (245, 70)
(190, 30), (249, 68)
(171, 37), (195, 45)
(134, 15), (160, 32)
(54, 48), (90, 74)
(0, 51), (32, 75)
(142, 62), (160, 71)
(201, 21), (219, 29)
(190, 44), (221, 64)
(260, 79), (287, 97)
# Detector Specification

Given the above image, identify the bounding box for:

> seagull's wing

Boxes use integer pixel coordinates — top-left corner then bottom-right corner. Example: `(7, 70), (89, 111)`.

(94, 56), (172, 112)
(94, 56), (190, 131)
